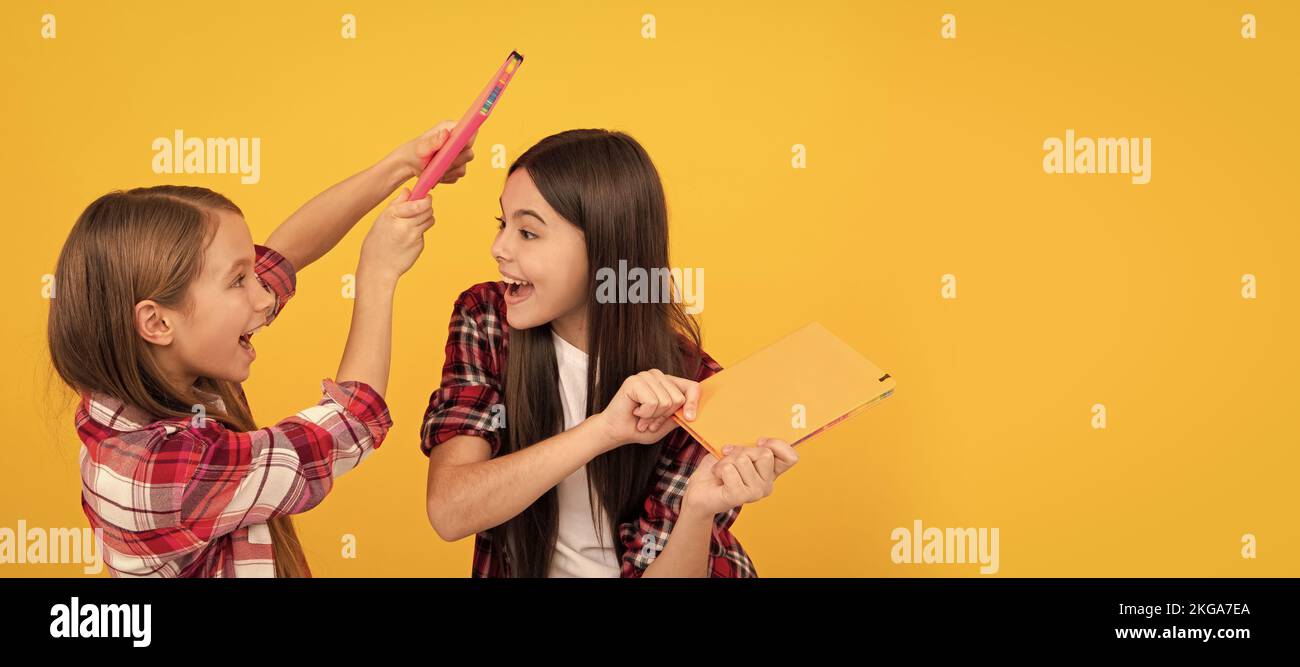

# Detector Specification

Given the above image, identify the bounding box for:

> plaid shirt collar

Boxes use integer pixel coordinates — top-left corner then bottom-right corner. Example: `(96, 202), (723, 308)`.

(81, 390), (225, 434)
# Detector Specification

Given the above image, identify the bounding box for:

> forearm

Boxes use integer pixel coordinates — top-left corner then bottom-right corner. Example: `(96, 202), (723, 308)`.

(264, 154), (410, 272)
(335, 271), (397, 396)
(428, 419), (614, 541)
(641, 505), (715, 578)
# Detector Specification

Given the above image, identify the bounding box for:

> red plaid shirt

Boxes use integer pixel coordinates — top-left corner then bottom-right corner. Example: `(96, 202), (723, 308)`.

(75, 245), (392, 577)
(421, 281), (757, 578)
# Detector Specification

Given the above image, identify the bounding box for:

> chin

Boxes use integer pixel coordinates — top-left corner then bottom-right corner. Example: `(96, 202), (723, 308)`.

(505, 306), (547, 331)
(209, 362), (252, 384)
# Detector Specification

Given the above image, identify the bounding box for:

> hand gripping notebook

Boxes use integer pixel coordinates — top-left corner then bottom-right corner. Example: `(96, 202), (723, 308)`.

(671, 322), (895, 458)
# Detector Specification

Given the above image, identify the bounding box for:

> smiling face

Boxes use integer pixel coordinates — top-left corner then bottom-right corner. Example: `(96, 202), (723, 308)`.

(492, 168), (590, 345)
(148, 209), (276, 387)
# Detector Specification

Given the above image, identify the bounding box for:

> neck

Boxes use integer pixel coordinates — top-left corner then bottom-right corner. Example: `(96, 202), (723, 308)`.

(154, 354), (198, 395)
(551, 306), (589, 354)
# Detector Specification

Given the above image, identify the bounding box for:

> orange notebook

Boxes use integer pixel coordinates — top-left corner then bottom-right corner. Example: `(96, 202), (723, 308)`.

(672, 322), (895, 458)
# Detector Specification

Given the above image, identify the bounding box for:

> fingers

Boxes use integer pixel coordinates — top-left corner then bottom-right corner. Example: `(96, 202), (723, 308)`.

(408, 121), (476, 191)
(438, 137), (474, 183)
(439, 165), (469, 184)
(642, 416), (680, 440)
(628, 372), (667, 416)
(416, 128), (451, 159)
(721, 444), (776, 479)
(412, 212), (437, 234)
(390, 192), (432, 220)
(628, 376), (658, 421)
(623, 370), (696, 434)
(732, 453), (762, 490)
(695, 452), (718, 471)
(721, 441), (795, 476)
(716, 457), (745, 506)
(756, 438), (799, 476)
(748, 445), (776, 482)
(441, 146), (474, 180)
(642, 369), (685, 432)
(416, 122), (476, 182)
(666, 376), (701, 420)
(386, 189), (434, 235)
(716, 450), (773, 504)
(696, 440), (791, 514)
(632, 376), (672, 432)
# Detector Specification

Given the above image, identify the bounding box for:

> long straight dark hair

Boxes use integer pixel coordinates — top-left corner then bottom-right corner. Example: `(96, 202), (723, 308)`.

(494, 130), (703, 577)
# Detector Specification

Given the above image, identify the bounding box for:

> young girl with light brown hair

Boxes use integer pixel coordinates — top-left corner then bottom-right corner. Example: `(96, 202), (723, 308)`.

(49, 124), (473, 577)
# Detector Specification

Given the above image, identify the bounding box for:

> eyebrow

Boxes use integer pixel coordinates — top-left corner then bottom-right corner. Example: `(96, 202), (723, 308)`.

(498, 198), (547, 225)
(513, 209), (547, 225)
(224, 257), (252, 278)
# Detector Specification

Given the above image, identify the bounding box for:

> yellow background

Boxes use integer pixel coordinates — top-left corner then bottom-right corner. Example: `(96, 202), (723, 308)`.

(2, 1), (1295, 577)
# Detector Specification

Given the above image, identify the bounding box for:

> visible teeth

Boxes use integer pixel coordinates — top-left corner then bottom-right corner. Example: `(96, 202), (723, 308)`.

(502, 277), (530, 286)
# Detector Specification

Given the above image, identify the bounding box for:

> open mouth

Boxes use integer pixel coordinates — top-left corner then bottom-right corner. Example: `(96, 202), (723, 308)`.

(502, 275), (534, 303)
(238, 325), (262, 353)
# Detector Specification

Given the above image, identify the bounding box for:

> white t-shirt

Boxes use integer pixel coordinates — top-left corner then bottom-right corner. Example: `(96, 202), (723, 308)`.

(547, 329), (621, 578)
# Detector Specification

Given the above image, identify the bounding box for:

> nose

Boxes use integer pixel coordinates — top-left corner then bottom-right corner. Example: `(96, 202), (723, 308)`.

(490, 229), (513, 266)
(252, 277), (275, 314)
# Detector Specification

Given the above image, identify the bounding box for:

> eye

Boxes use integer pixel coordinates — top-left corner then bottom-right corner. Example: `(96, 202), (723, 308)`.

(494, 216), (506, 230)
(520, 229), (537, 240)
(231, 273), (246, 288)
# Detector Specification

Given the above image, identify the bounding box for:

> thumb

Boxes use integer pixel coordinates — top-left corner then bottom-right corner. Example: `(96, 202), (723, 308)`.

(420, 128), (451, 156)
(392, 187), (411, 204)
(693, 452), (718, 476)
(668, 377), (701, 421)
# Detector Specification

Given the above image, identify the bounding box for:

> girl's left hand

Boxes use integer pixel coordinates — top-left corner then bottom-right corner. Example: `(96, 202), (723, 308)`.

(390, 121), (478, 183)
(682, 438), (799, 517)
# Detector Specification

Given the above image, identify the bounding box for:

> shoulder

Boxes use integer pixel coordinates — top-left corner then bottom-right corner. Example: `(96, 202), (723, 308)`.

(77, 397), (220, 529)
(450, 281), (506, 321)
(436, 281), (510, 378)
(77, 393), (246, 469)
(446, 281), (509, 347)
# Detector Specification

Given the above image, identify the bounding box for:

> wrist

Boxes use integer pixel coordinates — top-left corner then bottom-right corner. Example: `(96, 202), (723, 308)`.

(678, 497), (716, 526)
(378, 151), (416, 187)
(356, 263), (400, 291)
(580, 413), (621, 455)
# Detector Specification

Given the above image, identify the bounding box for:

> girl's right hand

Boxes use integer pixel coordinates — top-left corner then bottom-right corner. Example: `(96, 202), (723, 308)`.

(591, 369), (701, 448)
(358, 188), (435, 283)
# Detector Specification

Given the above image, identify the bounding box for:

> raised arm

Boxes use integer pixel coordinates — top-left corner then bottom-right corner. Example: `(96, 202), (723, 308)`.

(263, 122), (474, 273)
(334, 189), (437, 396)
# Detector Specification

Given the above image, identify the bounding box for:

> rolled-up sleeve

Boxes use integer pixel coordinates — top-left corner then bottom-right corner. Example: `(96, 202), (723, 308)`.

(421, 284), (506, 457)
(176, 379), (391, 542)
(254, 244), (296, 325)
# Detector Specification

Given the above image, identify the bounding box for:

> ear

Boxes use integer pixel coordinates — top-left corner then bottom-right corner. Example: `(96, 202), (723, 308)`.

(134, 299), (175, 346)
